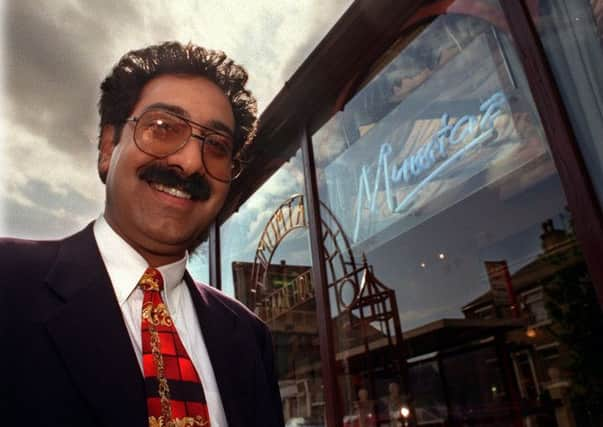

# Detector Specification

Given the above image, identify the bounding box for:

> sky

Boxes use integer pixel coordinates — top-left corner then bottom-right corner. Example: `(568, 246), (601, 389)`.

(0, 0), (353, 240)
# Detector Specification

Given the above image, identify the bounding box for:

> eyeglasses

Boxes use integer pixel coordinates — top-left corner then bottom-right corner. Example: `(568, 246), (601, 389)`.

(127, 108), (241, 183)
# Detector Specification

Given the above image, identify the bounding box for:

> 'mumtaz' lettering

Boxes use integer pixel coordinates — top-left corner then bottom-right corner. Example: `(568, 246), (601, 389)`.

(353, 92), (508, 242)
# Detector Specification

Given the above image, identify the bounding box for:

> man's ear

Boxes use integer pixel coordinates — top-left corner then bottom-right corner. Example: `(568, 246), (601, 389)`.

(98, 125), (115, 184)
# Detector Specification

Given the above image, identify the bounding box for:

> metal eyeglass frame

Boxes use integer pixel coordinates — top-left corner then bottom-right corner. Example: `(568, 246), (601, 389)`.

(126, 108), (242, 183)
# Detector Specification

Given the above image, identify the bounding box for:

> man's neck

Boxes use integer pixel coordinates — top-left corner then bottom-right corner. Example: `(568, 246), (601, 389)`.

(102, 214), (187, 267)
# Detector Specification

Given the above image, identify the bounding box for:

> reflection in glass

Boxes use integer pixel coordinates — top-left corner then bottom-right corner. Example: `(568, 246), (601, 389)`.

(187, 240), (209, 284)
(312, 2), (602, 426)
(220, 150), (325, 425)
(530, 0), (603, 210)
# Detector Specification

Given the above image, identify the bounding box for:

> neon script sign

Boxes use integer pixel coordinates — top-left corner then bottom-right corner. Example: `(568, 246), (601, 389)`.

(353, 92), (508, 242)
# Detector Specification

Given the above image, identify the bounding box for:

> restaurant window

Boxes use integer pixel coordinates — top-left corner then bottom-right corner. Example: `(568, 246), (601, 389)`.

(519, 287), (548, 325)
(220, 149), (325, 425)
(407, 358), (446, 425)
(528, 0), (603, 211)
(311, 1), (603, 426)
(441, 346), (508, 421)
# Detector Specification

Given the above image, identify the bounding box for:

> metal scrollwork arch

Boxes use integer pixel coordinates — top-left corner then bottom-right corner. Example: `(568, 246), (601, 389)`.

(250, 194), (361, 315)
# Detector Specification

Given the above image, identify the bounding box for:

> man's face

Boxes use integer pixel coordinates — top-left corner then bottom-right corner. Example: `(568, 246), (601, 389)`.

(99, 74), (235, 265)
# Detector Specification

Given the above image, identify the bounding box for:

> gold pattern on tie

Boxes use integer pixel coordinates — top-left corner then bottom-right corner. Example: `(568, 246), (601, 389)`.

(139, 269), (163, 292)
(139, 268), (211, 427)
(142, 303), (173, 327)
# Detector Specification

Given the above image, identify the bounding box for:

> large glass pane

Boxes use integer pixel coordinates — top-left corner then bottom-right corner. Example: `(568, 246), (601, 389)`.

(220, 149), (325, 425)
(312, 1), (603, 426)
(188, 241), (209, 284)
(529, 0), (603, 211)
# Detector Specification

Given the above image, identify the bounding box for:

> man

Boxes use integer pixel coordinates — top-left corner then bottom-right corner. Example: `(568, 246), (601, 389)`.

(0, 42), (284, 427)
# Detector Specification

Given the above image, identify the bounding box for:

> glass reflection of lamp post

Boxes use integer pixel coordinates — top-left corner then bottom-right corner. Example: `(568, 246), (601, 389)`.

(400, 406), (410, 427)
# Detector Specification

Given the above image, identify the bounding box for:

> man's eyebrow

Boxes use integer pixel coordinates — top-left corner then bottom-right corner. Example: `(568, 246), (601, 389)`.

(144, 102), (234, 138)
(204, 120), (234, 138)
(145, 102), (190, 118)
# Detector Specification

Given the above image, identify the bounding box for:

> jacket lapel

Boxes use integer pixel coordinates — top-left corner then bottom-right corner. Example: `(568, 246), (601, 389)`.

(185, 274), (256, 427)
(45, 224), (147, 427)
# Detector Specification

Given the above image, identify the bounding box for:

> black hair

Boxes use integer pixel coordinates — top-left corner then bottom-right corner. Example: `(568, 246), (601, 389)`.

(98, 41), (257, 155)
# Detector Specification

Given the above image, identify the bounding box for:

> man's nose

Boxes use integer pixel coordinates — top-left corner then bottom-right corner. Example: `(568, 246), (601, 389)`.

(165, 136), (205, 177)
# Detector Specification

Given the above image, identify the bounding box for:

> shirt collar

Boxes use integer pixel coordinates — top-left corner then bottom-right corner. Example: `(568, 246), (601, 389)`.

(93, 215), (188, 305)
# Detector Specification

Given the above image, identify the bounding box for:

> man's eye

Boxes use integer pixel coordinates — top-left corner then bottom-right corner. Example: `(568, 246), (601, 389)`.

(148, 120), (183, 138)
(151, 121), (172, 131)
(203, 135), (232, 157)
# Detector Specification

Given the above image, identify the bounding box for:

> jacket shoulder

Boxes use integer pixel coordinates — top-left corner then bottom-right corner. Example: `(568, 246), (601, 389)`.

(0, 237), (61, 280)
(201, 283), (261, 319)
(196, 282), (269, 332)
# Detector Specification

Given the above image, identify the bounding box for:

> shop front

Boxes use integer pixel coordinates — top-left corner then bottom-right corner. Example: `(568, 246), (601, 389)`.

(191, 1), (603, 426)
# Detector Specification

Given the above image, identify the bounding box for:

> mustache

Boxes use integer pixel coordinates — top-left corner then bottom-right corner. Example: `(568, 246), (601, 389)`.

(138, 164), (210, 201)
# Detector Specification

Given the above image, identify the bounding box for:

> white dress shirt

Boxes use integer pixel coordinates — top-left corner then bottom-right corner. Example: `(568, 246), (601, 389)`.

(93, 216), (227, 426)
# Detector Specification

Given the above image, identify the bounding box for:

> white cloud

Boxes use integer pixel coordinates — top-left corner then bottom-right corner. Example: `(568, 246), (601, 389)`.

(5, 123), (101, 196)
(1, 0), (353, 239)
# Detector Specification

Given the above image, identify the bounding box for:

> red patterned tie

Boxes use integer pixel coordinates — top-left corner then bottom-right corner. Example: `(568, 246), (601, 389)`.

(138, 268), (211, 427)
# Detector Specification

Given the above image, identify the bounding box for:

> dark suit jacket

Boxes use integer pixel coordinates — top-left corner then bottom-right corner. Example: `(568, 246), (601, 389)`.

(0, 224), (284, 427)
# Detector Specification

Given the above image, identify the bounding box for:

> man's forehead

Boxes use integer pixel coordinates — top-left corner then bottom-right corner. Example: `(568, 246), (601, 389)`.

(133, 74), (235, 133)
(140, 102), (234, 137)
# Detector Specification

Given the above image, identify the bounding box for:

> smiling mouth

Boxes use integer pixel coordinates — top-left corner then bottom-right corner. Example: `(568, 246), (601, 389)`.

(149, 182), (192, 200)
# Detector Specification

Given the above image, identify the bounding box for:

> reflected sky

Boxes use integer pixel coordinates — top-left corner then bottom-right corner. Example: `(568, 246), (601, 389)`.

(218, 148), (308, 295)
(312, 12), (573, 332)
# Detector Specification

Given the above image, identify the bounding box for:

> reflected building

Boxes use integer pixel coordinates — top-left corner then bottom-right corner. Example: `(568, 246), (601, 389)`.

(233, 254), (409, 425)
(233, 259), (323, 421)
(232, 213), (599, 427)
(463, 219), (593, 427)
